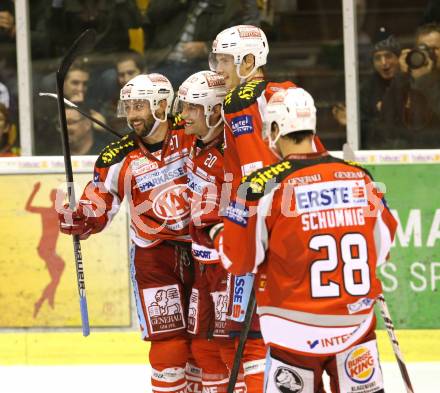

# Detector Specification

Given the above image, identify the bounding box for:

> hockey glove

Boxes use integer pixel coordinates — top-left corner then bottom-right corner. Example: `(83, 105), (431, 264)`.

(189, 222), (215, 249)
(58, 200), (106, 240)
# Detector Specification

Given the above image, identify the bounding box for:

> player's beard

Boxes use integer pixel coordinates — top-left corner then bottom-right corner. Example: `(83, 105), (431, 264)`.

(130, 116), (156, 138)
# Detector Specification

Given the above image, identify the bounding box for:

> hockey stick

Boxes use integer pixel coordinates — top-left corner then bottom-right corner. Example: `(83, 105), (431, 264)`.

(226, 288), (257, 393)
(56, 29), (97, 337)
(39, 92), (124, 138)
(377, 294), (415, 393)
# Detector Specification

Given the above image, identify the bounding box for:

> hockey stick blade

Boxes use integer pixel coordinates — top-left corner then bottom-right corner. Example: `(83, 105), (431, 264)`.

(39, 92), (123, 138)
(56, 29), (96, 337)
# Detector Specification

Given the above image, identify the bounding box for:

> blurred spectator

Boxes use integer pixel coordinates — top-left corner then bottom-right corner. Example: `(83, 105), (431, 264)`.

(42, 108), (116, 156)
(379, 22), (440, 148)
(145, 0), (260, 86)
(0, 103), (19, 156)
(360, 28), (401, 149)
(35, 59), (107, 154)
(98, 52), (144, 133)
(0, 1), (15, 43)
(0, 81), (10, 108)
(47, 0), (143, 57)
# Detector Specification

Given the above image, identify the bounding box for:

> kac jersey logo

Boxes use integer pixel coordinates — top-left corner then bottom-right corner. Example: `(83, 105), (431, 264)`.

(231, 115), (254, 137)
(344, 345), (375, 383)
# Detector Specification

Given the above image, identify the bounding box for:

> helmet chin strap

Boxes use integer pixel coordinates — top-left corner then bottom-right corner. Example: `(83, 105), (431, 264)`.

(236, 63), (258, 84)
(200, 112), (223, 142)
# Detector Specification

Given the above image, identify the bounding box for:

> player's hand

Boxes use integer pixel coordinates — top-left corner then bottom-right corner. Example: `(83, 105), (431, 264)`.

(190, 222), (214, 249)
(58, 200), (99, 240)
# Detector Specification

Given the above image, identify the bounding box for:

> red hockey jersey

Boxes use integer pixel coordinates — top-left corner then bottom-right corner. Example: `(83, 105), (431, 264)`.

(78, 117), (193, 248)
(217, 151), (397, 355)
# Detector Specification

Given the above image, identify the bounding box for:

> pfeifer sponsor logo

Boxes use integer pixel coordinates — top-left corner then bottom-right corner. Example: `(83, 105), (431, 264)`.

(206, 73), (226, 88)
(238, 26), (262, 39)
(149, 73), (169, 83)
(344, 346), (375, 384)
(179, 86), (188, 96)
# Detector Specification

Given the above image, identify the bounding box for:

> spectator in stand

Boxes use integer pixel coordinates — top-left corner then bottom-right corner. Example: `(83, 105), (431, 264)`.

(379, 22), (440, 148)
(43, 108), (115, 156)
(361, 28), (401, 149)
(36, 59), (110, 154)
(144, 0), (260, 86)
(98, 52), (144, 133)
(0, 1), (15, 43)
(0, 103), (19, 156)
(46, 0), (144, 57)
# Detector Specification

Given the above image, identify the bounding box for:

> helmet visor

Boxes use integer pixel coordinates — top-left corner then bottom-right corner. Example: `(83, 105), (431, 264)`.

(117, 99), (151, 118)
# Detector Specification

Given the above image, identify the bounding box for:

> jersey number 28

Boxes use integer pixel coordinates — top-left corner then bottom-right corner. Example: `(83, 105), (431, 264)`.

(309, 233), (370, 298)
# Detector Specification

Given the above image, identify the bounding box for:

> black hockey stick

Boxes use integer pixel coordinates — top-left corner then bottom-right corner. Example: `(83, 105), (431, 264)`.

(226, 288), (257, 393)
(56, 29), (97, 337)
(377, 294), (415, 393)
(39, 92), (124, 138)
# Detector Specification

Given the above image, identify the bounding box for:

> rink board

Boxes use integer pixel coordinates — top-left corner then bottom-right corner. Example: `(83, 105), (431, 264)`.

(0, 158), (131, 328)
(0, 330), (439, 364)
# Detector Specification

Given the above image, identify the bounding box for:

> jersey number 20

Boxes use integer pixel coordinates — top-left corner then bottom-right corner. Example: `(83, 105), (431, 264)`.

(309, 233), (370, 298)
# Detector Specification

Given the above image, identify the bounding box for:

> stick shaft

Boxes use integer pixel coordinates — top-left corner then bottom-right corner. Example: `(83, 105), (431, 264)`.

(227, 289), (256, 393)
(377, 295), (414, 393)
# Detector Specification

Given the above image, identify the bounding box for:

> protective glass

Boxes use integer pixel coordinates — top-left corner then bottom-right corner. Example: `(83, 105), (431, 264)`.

(176, 100), (204, 117)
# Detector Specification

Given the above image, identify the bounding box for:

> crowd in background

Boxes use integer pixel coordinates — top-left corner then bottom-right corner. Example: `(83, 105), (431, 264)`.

(1, 0), (440, 156)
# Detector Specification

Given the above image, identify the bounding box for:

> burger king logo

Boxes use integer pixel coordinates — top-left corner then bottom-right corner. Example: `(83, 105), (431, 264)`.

(344, 346), (375, 384)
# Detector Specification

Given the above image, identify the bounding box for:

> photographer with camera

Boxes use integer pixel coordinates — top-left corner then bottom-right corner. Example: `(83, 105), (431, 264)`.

(379, 23), (440, 148)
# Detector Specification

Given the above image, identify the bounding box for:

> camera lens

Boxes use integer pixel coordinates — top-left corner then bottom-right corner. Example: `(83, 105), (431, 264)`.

(406, 48), (427, 69)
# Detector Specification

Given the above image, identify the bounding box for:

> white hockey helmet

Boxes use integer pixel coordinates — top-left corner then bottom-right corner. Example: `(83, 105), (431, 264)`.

(209, 25), (269, 79)
(118, 73), (174, 123)
(265, 87), (317, 148)
(178, 70), (227, 130)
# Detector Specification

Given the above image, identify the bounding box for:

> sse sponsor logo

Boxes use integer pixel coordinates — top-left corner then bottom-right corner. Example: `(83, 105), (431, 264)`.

(231, 115), (253, 137)
(344, 346), (375, 383)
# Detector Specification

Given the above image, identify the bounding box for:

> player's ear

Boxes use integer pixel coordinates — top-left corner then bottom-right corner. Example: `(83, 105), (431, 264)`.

(271, 122), (279, 140)
(243, 54), (255, 70)
(212, 103), (222, 114)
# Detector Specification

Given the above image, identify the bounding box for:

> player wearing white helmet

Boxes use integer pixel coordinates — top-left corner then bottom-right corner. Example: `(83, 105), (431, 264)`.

(177, 70), (266, 393)
(58, 73), (197, 393)
(206, 25), (302, 393)
(218, 87), (397, 393)
(117, 73), (174, 139)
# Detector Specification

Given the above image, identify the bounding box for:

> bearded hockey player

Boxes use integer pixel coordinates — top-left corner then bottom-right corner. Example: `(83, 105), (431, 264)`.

(216, 87), (397, 393)
(58, 73), (196, 393)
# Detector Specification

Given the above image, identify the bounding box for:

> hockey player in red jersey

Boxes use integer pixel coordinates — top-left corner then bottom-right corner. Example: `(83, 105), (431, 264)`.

(58, 73), (197, 393)
(215, 87), (397, 392)
(178, 70), (266, 393)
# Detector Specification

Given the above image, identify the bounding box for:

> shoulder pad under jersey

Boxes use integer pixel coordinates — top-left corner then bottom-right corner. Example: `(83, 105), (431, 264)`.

(223, 79), (268, 114)
(241, 160), (296, 201)
(96, 133), (137, 168)
(171, 114), (185, 130)
(342, 159), (375, 180)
